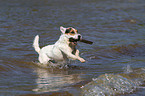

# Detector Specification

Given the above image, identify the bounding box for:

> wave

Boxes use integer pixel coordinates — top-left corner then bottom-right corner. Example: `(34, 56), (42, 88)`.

(81, 66), (145, 96)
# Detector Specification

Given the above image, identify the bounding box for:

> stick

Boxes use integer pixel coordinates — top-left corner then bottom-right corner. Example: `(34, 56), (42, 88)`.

(80, 39), (93, 44)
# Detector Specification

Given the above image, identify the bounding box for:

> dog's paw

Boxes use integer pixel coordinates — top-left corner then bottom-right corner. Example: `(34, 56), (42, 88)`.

(79, 58), (85, 63)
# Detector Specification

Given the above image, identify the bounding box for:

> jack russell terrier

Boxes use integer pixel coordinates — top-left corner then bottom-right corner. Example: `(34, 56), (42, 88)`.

(33, 26), (93, 65)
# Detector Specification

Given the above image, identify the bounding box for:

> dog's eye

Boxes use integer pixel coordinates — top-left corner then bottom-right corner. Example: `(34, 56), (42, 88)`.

(71, 31), (75, 34)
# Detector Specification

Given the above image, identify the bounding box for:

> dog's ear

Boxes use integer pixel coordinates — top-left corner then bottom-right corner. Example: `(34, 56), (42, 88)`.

(60, 26), (66, 34)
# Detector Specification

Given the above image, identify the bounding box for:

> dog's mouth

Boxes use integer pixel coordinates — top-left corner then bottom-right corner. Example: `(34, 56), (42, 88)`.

(69, 38), (79, 45)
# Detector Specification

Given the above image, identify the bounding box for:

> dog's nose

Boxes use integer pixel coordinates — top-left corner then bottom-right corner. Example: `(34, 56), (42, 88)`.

(78, 35), (81, 41)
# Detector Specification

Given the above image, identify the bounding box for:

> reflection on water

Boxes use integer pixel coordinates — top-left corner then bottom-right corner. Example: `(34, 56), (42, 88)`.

(33, 67), (82, 92)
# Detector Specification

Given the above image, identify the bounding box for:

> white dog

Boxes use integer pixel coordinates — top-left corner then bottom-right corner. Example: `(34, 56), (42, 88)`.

(33, 26), (85, 64)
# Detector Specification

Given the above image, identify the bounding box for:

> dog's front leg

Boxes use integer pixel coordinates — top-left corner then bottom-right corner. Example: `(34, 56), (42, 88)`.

(69, 53), (85, 63)
(75, 49), (80, 57)
(75, 50), (85, 63)
(61, 49), (85, 63)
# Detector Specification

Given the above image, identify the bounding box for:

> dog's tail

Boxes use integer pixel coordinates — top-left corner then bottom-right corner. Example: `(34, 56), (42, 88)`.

(33, 35), (40, 54)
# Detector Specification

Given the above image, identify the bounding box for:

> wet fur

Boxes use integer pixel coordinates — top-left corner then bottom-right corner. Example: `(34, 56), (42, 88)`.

(33, 26), (85, 64)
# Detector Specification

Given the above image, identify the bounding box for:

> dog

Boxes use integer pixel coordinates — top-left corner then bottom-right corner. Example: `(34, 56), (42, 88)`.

(33, 26), (85, 64)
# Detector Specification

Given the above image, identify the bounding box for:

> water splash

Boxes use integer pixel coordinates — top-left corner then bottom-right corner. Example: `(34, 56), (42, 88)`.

(82, 67), (145, 96)
(33, 61), (70, 69)
(123, 64), (133, 74)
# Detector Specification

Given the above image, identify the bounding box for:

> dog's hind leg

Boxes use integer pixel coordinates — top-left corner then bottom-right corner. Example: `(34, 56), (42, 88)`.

(38, 53), (50, 64)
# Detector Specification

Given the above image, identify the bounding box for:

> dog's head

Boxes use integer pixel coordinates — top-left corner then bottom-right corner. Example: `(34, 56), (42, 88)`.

(60, 26), (82, 45)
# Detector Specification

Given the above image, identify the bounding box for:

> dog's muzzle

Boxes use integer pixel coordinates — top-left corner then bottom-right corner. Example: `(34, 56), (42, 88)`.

(69, 35), (81, 45)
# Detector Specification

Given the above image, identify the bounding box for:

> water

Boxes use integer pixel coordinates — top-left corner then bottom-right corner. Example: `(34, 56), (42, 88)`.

(0, 0), (145, 95)
(82, 67), (145, 96)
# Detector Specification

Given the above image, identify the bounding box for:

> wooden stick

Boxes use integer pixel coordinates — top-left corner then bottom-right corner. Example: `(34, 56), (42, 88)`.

(80, 39), (93, 44)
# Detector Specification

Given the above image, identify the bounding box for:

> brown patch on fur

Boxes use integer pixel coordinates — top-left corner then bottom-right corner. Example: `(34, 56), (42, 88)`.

(67, 32), (75, 36)
(65, 28), (78, 36)
(75, 29), (78, 33)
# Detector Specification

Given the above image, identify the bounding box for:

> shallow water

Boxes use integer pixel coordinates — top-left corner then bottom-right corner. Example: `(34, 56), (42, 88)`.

(0, 0), (145, 96)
